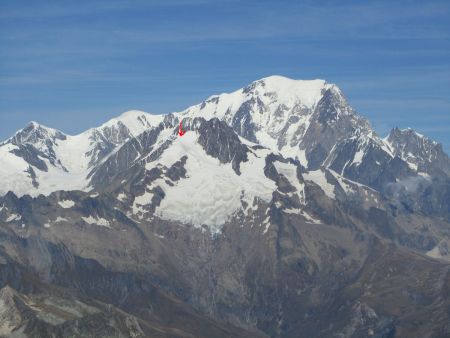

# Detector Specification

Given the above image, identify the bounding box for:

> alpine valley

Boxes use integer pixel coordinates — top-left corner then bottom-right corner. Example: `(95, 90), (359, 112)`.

(0, 76), (449, 337)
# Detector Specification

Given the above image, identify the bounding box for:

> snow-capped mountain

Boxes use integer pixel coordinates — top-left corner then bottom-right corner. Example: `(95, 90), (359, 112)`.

(179, 75), (372, 168)
(0, 110), (164, 196)
(1, 75), (450, 337)
(1, 76), (449, 227)
(177, 76), (449, 193)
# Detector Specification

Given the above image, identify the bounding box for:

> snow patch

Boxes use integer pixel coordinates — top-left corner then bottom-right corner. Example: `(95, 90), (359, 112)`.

(328, 170), (354, 194)
(304, 170), (336, 199)
(352, 149), (364, 166)
(117, 192), (127, 202)
(82, 216), (111, 228)
(300, 210), (321, 224)
(5, 214), (21, 222)
(58, 200), (75, 209)
(274, 161), (305, 202)
(262, 216), (271, 234)
(283, 208), (321, 224)
(133, 191), (154, 215)
(426, 241), (449, 260)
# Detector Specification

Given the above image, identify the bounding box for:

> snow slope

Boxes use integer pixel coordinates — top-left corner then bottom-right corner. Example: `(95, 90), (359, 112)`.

(0, 144), (32, 196)
(141, 131), (276, 233)
(178, 76), (342, 162)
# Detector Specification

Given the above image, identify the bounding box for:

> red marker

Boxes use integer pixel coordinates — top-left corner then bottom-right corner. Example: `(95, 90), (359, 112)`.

(178, 120), (186, 137)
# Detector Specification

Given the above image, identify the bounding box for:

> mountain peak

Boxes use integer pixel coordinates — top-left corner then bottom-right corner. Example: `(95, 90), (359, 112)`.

(387, 126), (449, 174)
(178, 75), (352, 166)
(27, 120), (40, 128)
(9, 120), (66, 147)
(116, 109), (160, 122)
(389, 127), (436, 145)
(24, 120), (55, 133)
(257, 74), (327, 86)
(99, 110), (164, 137)
(243, 75), (337, 108)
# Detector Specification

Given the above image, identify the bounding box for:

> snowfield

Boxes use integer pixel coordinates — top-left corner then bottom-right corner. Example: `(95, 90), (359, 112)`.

(151, 132), (276, 233)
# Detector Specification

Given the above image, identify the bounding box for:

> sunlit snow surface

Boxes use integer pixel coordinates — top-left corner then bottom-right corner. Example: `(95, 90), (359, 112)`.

(58, 200), (75, 209)
(303, 170), (336, 199)
(150, 132), (276, 233)
(82, 216), (111, 228)
(273, 161), (305, 202)
(0, 144), (31, 196)
(179, 76), (339, 167)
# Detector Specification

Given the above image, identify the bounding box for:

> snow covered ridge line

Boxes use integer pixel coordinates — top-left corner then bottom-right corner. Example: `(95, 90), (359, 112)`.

(0, 75), (448, 201)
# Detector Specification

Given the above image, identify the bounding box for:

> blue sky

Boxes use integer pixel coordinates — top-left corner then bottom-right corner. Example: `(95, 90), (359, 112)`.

(1, 0), (449, 151)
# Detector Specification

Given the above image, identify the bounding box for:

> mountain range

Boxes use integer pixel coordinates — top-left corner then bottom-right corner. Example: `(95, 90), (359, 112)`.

(0, 75), (449, 337)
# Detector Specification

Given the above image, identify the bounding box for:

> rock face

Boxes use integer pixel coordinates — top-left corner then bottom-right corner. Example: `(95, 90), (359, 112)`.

(0, 75), (450, 337)
(386, 127), (450, 176)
